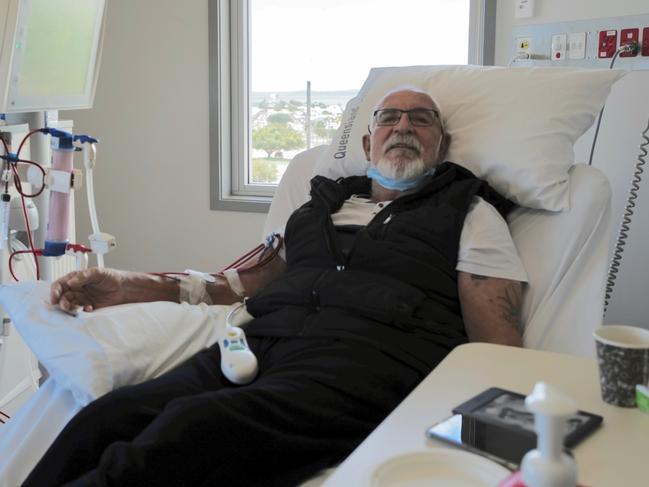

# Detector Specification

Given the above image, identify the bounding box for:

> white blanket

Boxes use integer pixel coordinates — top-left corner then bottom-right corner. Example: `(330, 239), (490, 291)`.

(0, 281), (253, 486)
(0, 281), (250, 406)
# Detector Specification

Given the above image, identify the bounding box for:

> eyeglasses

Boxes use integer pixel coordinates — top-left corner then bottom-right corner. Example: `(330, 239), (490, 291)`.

(372, 108), (440, 127)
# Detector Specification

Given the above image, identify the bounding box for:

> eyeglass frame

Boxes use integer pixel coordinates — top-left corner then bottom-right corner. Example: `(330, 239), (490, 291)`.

(368, 107), (445, 134)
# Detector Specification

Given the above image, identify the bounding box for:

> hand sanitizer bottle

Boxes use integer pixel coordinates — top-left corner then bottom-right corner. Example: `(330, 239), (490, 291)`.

(499, 382), (582, 487)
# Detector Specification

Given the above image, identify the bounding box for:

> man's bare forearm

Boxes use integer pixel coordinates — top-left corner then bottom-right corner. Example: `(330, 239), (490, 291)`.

(119, 272), (241, 305)
(121, 253), (286, 306)
(116, 272), (181, 304)
(458, 271), (524, 347)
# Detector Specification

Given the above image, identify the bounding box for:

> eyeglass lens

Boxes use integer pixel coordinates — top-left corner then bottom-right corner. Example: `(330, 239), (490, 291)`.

(375, 108), (437, 126)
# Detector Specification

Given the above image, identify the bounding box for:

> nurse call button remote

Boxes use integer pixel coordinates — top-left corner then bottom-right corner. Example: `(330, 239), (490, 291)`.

(218, 326), (258, 385)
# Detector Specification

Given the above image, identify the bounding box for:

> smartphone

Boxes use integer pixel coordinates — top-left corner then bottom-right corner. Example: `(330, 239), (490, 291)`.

(425, 387), (603, 469)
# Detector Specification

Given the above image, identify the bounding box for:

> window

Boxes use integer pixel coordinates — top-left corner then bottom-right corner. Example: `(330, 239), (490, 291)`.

(210, 0), (495, 212)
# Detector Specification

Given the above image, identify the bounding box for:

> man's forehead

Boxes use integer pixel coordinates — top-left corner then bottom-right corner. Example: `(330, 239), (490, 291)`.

(378, 90), (436, 109)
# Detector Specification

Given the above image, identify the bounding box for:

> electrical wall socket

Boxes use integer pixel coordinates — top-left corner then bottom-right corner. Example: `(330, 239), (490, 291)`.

(551, 34), (567, 60)
(516, 37), (532, 54)
(568, 32), (586, 59)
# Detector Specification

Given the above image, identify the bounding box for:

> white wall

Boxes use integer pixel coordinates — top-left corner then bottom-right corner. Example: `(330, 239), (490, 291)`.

(66, 0), (266, 273)
(495, 0), (649, 329)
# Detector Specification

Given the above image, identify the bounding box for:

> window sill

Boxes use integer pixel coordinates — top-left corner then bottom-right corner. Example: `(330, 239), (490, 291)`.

(210, 192), (271, 213)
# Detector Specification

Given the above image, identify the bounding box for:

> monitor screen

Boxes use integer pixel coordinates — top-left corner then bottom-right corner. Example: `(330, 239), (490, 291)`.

(0, 0), (105, 112)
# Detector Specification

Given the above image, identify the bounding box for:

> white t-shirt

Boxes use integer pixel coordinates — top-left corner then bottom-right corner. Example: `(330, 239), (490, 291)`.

(274, 195), (528, 283)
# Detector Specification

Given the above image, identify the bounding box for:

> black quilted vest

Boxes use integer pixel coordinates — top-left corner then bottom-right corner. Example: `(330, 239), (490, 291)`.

(245, 162), (512, 374)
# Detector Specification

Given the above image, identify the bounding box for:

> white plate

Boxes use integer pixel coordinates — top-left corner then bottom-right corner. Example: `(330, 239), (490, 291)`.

(370, 448), (511, 487)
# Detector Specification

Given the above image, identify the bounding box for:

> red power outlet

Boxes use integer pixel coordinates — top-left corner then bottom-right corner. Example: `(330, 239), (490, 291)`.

(643, 27), (649, 56)
(620, 28), (639, 57)
(598, 30), (617, 58)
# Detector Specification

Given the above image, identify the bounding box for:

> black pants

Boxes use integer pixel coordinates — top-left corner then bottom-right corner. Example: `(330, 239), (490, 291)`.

(23, 337), (422, 487)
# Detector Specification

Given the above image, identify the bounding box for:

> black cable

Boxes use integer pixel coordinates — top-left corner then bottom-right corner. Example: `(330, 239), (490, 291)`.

(588, 47), (628, 166)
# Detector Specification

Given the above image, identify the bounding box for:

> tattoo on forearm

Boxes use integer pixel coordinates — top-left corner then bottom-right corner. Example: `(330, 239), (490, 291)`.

(497, 287), (522, 332)
(470, 274), (489, 281)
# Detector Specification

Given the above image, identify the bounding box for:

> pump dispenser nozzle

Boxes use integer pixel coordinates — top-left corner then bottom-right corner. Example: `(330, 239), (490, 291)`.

(521, 382), (578, 487)
(499, 382), (581, 487)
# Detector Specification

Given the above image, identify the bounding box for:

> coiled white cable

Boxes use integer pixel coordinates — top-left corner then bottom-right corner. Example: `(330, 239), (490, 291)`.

(585, 41), (647, 314)
(604, 118), (648, 313)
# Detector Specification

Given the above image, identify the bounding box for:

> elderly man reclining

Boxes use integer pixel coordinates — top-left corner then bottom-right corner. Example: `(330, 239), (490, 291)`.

(23, 88), (526, 487)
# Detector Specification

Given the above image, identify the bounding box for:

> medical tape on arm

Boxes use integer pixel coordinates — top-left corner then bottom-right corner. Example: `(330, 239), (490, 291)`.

(222, 268), (246, 298)
(216, 233), (284, 300)
(179, 270), (214, 305)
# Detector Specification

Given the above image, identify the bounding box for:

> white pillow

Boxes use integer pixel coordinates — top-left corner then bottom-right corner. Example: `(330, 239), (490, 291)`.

(313, 65), (626, 211)
(0, 281), (251, 406)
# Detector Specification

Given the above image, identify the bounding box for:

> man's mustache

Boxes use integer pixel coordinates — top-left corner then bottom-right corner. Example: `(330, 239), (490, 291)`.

(383, 134), (423, 155)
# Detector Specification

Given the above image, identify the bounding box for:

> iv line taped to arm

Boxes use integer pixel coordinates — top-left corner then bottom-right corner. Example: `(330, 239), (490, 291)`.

(170, 233), (284, 304)
(179, 270), (214, 305)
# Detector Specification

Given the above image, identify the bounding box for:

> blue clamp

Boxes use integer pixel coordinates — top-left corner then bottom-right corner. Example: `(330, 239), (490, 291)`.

(43, 240), (69, 257)
(264, 233), (279, 248)
(1, 152), (19, 164)
(39, 128), (99, 145)
(40, 128), (74, 150)
(39, 128), (99, 150)
(40, 128), (73, 139)
(74, 134), (99, 144)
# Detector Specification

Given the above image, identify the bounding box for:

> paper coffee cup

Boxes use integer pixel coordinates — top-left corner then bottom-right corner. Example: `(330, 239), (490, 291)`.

(594, 325), (649, 407)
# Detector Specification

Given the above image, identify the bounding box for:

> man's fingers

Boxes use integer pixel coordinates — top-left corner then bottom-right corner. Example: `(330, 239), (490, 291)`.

(58, 291), (79, 312)
(50, 268), (116, 309)
(59, 291), (93, 313)
(50, 281), (63, 304)
(51, 270), (84, 303)
(66, 269), (94, 290)
(67, 268), (107, 291)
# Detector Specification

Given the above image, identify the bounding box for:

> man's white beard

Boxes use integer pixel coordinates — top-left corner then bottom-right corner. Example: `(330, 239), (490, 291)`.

(376, 155), (427, 180)
(376, 133), (430, 180)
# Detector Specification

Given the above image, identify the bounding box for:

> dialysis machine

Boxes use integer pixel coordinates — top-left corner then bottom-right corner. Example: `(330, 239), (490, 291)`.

(0, 0), (109, 415)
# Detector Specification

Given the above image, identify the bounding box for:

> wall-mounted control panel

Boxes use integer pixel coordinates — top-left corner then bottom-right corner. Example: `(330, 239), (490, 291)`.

(512, 14), (649, 69)
(598, 30), (618, 58)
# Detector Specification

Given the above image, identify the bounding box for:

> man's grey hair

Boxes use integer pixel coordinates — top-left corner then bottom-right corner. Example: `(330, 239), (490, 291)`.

(368, 85), (445, 132)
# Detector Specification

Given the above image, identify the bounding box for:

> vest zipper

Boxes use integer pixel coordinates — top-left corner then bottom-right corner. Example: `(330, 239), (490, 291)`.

(379, 212), (396, 239)
(301, 269), (330, 336)
(311, 181), (347, 270)
(343, 209), (397, 267)
(323, 213), (346, 270)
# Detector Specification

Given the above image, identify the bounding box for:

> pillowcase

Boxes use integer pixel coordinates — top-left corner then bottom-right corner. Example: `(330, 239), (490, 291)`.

(313, 65), (626, 211)
(0, 281), (251, 406)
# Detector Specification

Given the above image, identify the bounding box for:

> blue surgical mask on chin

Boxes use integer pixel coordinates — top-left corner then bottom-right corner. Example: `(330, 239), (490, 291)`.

(366, 165), (436, 192)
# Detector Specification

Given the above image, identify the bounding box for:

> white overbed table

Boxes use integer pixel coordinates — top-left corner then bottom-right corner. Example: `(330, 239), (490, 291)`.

(322, 343), (648, 487)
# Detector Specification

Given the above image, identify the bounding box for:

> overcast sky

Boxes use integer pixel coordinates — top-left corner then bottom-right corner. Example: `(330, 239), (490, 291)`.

(251, 0), (469, 92)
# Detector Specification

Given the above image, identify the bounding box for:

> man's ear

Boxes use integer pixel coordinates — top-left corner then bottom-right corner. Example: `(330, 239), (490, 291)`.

(362, 133), (371, 160)
(439, 132), (451, 162)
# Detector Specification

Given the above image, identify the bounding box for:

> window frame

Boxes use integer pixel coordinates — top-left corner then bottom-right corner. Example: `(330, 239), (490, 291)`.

(209, 0), (496, 212)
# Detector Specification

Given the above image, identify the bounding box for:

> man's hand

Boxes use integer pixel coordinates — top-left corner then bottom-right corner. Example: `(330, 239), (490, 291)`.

(51, 268), (128, 314)
(458, 271), (524, 347)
